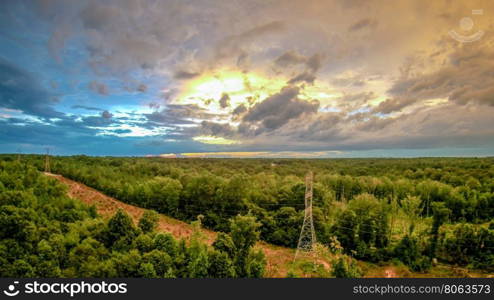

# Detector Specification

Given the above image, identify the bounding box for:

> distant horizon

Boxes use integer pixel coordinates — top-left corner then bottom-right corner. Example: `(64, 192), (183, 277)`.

(3, 151), (494, 159)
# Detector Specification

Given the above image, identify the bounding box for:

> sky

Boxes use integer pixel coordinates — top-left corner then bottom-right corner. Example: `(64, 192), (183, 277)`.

(1, 0), (494, 158)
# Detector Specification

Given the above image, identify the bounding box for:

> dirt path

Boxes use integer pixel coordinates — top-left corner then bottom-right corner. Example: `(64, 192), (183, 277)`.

(45, 172), (299, 277)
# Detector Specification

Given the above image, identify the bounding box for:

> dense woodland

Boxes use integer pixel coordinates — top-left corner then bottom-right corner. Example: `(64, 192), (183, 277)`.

(0, 159), (265, 277)
(1, 155), (494, 276)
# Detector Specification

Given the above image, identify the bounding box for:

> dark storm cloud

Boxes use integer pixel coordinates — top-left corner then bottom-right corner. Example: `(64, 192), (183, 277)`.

(244, 102), (494, 151)
(0, 58), (64, 119)
(144, 104), (219, 128)
(388, 44), (494, 107)
(200, 121), (234, 137)
(306, 53), (323, 72)
(242, 86), (319, 132)
(233, 104), (247, 115)
(373, 98), (416, 114)
(297, 112), (345, 141)
(274, 51), (323, 72)
(274, 51), (307, 68)
(287, 72), (316, 85)
(355, 116), (395, 131)
(219, 93), (230, 109)
(274, 52), (323, 86)
(101, 110), (113, 119)
(449, 86), (494, 106)
(173, 70), (201, 80)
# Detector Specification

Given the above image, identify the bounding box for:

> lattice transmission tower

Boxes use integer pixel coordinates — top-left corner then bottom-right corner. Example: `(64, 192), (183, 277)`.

(294, 171), (316, 260)
(44, 148), (51, 173)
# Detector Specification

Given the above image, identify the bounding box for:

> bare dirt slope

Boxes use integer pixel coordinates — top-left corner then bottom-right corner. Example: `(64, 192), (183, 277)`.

(45, 172), (299, 277)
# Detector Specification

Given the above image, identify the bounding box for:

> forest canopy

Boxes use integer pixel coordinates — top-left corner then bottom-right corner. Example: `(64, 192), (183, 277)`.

(1, 155), (493, 277)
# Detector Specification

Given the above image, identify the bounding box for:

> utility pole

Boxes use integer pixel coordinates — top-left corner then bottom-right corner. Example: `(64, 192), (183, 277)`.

(294, 171), (316, 260)
(17, 148), (22, 162)
(44, 148), (51, 173)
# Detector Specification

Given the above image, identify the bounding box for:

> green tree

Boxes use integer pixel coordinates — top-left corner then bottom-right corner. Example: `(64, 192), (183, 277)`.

(138, 210), (159, 233)
(207, 250), (236, 278)
(401, 195), (422, 234)
(334, 194), (390, 260)
(229, 214), (265, 277)
(153, 233), (178, 257)
(142, 250), (173, 277)
(212, 232), (236, 258)
(394, 235), (430, 272)
(428, 202), (450, 259)
(145, 177), (182, 214)
(331, 256), (361, 278)
(101, 209), (138, 250)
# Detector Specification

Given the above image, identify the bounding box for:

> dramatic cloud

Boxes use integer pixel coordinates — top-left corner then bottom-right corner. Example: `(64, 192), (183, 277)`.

(233, 104), (247, 116)
(0, 59), (64, 119)
(199, 121), (235, 137)
(373, 98), (416, 114)
(0, 0), (493, 156)
(219, 93), (231, 109)
(274, 51), (308, 68)
(287, 72), (316, 85)
(173, 70), (201, 80)
(242, 86), (319, 132)
(101, 110), (113, 119)
(388, 40), (494, 107)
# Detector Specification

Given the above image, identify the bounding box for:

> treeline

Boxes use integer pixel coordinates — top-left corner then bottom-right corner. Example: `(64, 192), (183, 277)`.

(0, 160), (265, 277)
(2, 155), (494, 272)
